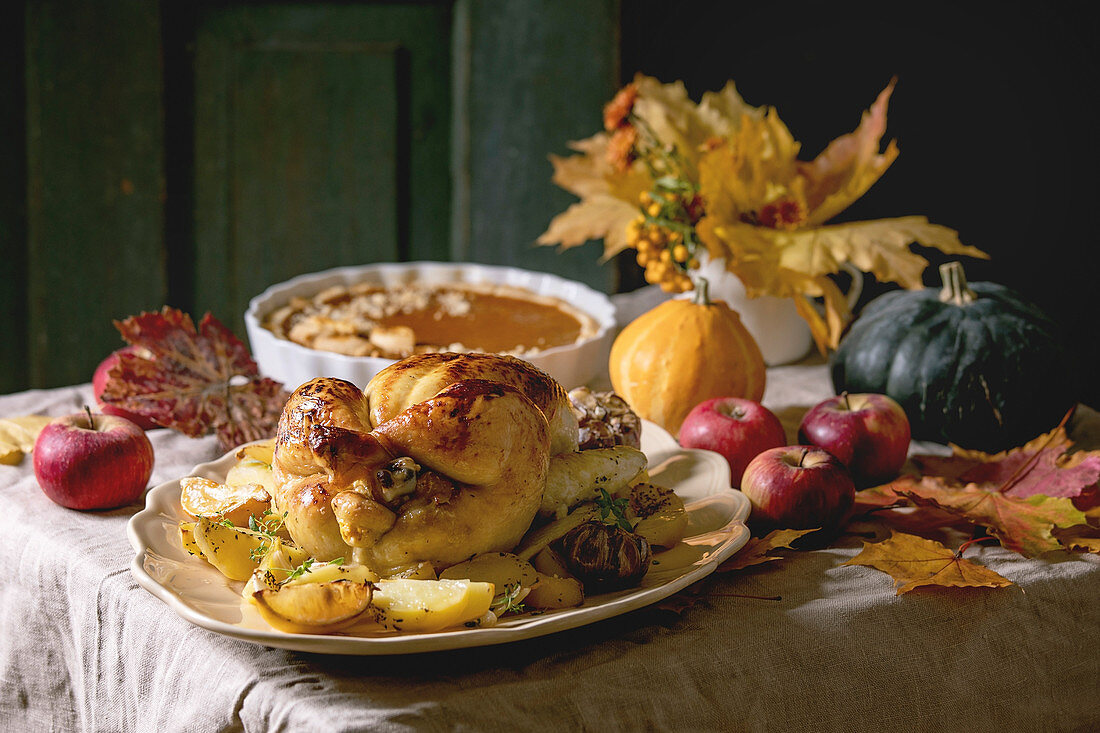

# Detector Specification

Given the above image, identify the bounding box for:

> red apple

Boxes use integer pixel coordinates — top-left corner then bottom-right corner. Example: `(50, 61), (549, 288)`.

(92, 346), (159, 430)
(740, 446), (855, 534)
(33, 410), (155, 510)
(679, 397), (786, 486)
(798, 392), (911, 488)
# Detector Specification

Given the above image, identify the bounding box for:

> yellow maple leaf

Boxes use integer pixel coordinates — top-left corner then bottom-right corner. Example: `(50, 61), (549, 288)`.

(0, 415), (53, 465)
(699, 213), (985, 349)
(844, 531), (1013, 594)
(538, 133), (649, 257)
(799, 79), (899, 225)
(633, 74), (761, 181)
(539, 75), (988, 340)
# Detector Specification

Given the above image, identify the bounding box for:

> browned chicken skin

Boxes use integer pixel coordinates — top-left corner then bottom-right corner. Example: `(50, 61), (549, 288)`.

(272, 354), (574, 571)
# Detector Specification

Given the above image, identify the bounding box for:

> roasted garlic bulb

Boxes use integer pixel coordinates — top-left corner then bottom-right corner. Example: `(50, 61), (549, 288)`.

(568, 387), (642, 451)
(554, 520), (652, 591)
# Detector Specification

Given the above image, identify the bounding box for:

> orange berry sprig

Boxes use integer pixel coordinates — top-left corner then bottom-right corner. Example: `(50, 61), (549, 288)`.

(628, 183), (704, 293)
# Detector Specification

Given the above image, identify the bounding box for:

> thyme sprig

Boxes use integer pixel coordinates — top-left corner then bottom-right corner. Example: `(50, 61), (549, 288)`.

(269, 556), (345, 587)
(219, 509), (289, 562)
(491, 582), (527, 616)
(595, 488), (633, 532)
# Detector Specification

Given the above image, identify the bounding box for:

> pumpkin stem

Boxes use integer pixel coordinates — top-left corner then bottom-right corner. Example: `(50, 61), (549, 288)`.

(691, 277), (711, 306)
(938, 262), (977, 306)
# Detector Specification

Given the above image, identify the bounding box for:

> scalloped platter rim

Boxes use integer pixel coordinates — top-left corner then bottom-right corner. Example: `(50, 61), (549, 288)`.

(127, 419), (750, 655)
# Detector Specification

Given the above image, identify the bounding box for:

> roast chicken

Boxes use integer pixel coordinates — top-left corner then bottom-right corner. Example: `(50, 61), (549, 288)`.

(272, 353), (578, 572)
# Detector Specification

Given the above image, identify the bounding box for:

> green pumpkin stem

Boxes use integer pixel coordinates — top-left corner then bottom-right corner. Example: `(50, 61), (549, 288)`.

(938, 262), (977, 306)
(692, 277), (711, 306)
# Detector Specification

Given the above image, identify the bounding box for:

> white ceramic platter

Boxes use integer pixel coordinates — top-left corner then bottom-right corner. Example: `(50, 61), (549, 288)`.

(127, 421), (750, 655)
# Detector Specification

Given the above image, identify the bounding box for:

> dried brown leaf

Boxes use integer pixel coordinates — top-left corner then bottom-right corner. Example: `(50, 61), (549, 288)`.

(717, 529), (817, 572)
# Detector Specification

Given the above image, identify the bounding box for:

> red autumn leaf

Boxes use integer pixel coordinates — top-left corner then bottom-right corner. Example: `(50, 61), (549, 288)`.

(891, 475), (1087, 557)
(852, 483), (903, 513)
(100, 307), (290, 451)
(910, 424), (1100, 501)
(844, 531), (1013, 594)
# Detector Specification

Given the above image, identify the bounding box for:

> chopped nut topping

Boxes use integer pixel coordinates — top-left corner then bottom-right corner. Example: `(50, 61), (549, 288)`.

(262, 281), (598, 360)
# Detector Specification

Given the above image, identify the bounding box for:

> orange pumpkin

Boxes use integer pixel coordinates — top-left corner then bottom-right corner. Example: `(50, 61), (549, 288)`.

(609, 280), (766, 437)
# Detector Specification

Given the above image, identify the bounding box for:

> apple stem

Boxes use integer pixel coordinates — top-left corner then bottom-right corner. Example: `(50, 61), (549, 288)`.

(798, 447), (809, 468)
(841, 391), (850, 411)
(84, 405), (95, 430)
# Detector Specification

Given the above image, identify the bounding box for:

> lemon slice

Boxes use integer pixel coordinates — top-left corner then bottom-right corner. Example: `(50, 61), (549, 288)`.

(371, 579), (495, 632)
(180, 476), (270, 527)
(252, 579), (373, 634)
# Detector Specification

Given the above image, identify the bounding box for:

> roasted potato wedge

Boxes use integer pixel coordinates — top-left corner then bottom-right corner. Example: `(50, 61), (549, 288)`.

(191, 518), (267, 581)
(627, 482), (688, 548)
(256, 538), (312, 585)
(235, 440), (275, 466)
(531, 547), (572, 578)
(439, 552), (537, 590)
(525, 572), (584, 609)
(178, 522), (202, 557)
(386, 562), (438, 580)
(225, 464), (277, 498)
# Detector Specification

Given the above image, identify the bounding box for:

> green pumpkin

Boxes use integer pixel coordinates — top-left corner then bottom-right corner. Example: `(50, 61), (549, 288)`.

(830, 262), (1077, 452)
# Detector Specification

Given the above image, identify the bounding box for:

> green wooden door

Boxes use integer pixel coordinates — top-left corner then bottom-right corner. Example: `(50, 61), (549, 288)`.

(10, 0), (620, 392)
(193, 3), (453, 335)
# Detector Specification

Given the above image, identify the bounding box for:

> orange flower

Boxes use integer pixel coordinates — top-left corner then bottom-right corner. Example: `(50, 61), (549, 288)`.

(606, 126), (638, 172)
(603, 83), (639, 131)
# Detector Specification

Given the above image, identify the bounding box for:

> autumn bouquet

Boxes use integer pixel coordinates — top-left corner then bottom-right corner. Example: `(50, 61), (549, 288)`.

(538, 74), (987, 350)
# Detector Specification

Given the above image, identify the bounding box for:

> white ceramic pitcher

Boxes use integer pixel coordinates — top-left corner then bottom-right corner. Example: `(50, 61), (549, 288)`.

(684, 257), (863, 366)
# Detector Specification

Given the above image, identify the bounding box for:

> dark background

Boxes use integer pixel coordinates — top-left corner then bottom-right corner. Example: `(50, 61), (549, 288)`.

(3, 0), (1097, 407)
(622, 0), (1097, 405)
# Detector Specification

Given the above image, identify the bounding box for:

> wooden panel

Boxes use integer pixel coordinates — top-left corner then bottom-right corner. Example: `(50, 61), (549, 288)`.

(456, 0), (621, 293)
(23, 0), (167, 389)
(0, 4), (26, 394)
(194, 4), (451, 335)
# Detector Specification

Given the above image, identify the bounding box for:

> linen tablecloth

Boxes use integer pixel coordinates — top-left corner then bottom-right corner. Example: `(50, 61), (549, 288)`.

(1, 363), (1098, 732)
